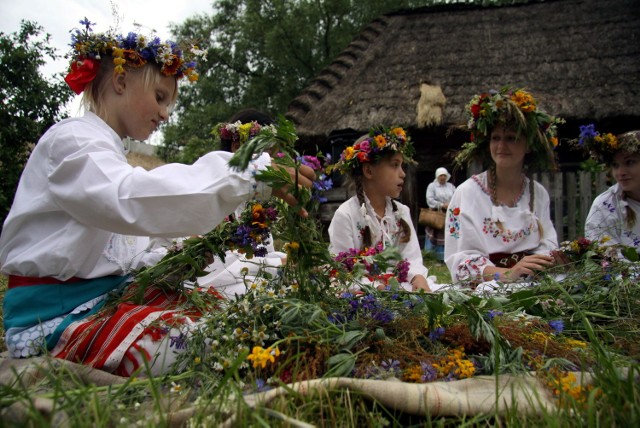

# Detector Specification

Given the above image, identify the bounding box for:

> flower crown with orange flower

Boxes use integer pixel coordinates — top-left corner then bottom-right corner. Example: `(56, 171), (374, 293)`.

(455, 86), (564, 171)
(572, 125), (640, 164)
(64, 18), (204, 94)
(328, 127), (416, 175)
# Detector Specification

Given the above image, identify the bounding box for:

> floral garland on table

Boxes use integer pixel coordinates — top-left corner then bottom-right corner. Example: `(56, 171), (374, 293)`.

(455, 86), (564, 171)
(327, 126), (416, 175)
(65, 18), (204, 94)
(569, 125), (640, 165)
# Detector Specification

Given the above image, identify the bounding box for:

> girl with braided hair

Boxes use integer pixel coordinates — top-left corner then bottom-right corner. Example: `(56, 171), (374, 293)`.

(328, 128), (433, 292)
(445, 87), (565, 286)
(580, 128), (640, 252)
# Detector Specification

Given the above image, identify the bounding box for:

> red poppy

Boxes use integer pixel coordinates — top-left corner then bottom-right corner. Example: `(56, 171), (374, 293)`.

(453, 208), (460, 216)
(470, 103), (481, 119)
(64, 58), (99, 94)
(356, 151), (369, 162)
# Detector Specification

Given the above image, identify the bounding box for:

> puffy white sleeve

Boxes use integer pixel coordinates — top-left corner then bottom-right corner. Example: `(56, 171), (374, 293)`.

(48, 135), (272, 238)
(426, 183), (438, 209)
(328, 199), (361, 255)
(444, 182), (493, 282)
(585, 188), (622, 244)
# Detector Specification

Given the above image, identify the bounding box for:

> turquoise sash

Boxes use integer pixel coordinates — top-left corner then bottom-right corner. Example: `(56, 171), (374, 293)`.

(3, 276), (129, 345)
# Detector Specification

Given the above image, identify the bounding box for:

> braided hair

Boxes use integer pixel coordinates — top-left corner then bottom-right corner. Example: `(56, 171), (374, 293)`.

(348, 152), (412, 249)
(621, 192), (637, 230)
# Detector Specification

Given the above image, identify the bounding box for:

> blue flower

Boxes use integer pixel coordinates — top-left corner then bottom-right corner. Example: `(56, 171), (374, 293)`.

(428, 327), (445, 342)
(420, 361), (437, 382)
(548, 320), (564, 334)
(578, 124), (597, 146)
(485, 310), (503, 321)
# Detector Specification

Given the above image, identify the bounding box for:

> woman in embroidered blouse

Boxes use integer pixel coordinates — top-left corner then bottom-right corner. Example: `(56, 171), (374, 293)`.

(424, 167), (456, 260)
(582, 129), (640, 252)
(328, 128), (432, 292)
(445, 87), (564, 285)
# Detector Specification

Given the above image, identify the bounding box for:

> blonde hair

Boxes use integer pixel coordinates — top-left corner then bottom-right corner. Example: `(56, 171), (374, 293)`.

(81, 61), (178, 122)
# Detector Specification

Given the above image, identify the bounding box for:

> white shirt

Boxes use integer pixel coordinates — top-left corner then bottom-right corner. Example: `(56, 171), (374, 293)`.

(585, 184), (640, 249)
(328, 195), (429, 286)
(0, 112), (271, 280)
(444, 172), (558, 282)
(426, 181), (456, 210)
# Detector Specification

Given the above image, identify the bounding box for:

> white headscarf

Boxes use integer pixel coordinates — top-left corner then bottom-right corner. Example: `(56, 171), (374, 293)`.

(434, 167), (451, 182)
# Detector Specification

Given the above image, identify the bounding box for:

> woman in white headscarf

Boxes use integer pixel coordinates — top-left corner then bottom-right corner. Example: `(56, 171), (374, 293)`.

(424, 167), (456, 260)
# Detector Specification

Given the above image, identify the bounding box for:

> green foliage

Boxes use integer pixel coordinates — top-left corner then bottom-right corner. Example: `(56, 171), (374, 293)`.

(0, 21), (73, 227)
(160, 0), (427, 163)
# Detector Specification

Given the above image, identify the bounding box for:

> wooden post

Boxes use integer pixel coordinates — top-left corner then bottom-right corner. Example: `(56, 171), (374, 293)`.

(566, 172), (577, 240)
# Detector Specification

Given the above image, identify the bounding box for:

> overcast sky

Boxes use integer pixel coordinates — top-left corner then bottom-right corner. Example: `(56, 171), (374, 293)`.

(1, 0), (214, 125)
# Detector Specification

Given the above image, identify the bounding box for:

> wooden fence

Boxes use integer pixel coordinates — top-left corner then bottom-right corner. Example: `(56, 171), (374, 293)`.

(532, 171), (609, 243)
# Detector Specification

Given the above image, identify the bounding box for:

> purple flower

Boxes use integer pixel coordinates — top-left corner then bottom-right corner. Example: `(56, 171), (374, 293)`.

(169, 332), (188, 350)
(578, 124), (598, 146)
(420, 361), (437, 382)
(486, 310), (503, 321)
(428, 327), (445, 342)
(548, 320), (564, 334)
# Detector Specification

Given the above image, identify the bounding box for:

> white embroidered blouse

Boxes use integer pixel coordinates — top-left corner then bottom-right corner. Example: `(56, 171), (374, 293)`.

(444, 171), (558, 282)
(585, 184), (640, 250)
(328, 195), (429, 286)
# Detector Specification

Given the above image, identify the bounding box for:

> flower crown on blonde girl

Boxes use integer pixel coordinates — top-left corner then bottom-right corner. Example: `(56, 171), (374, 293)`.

(572, 125), (640, 164)
(64, 18), (205, 94)
(328, 127), (416, 175)
(454, 86), (564, 171)
(214, 121), (276, 146)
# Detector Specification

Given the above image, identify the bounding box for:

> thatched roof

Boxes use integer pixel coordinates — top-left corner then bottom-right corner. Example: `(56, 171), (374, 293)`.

(286, 0), (640, 140)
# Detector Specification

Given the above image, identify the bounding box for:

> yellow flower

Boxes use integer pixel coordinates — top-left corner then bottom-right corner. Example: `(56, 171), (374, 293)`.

(247, 346), (281, 369)
(344, 146), (355, 160)
(284, 241), (300, 254)
(563, 338), (587, 349)
(391, 127), (406, 139)
(511, 90), (537, 112)
(550, 136), (558, 147)
(600, 235), (611, 244)
(402, 365), (423, 382)
(374, 135), (387, 149)
(238, 123), (253, 145)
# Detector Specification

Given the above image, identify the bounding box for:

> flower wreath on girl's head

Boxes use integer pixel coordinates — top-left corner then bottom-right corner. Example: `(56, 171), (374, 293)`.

(214, 121), (276, 147)
(64, 18), (205, 94)
(454, 86), (564, 171)
(328, 126), (416, 175)
(571, 125), (640, 165)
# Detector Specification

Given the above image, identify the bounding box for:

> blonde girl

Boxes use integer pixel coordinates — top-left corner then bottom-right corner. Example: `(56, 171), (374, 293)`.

(0, 20), (314, 375)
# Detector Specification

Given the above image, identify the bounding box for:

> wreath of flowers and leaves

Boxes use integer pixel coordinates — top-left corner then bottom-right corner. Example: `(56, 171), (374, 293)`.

(327, 126), (416, 175)
(454, 86), (564, 171)
(568, 125), (640, 165)
(65, 18), (204, 94)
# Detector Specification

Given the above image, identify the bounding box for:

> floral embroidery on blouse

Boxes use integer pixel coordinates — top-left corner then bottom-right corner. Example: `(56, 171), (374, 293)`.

(602, 201), (616, 213)
(448, 207), (461, 239)
(623, 230), (640, 248)
(456, 255), (490, 281)
(482, 218), (534, 243)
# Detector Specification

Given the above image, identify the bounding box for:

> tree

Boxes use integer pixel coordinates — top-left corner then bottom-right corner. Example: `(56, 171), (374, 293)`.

(0, 21), (73, 227)
(161, 0), (427, 163)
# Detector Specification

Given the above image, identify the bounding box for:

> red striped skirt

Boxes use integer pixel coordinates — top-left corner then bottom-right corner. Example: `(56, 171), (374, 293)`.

(50, 284), (223, 374)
